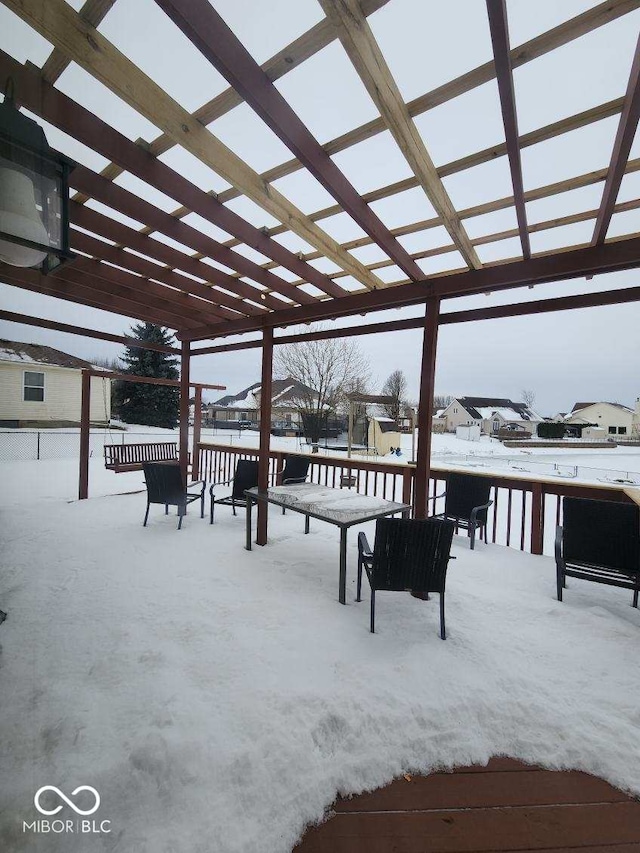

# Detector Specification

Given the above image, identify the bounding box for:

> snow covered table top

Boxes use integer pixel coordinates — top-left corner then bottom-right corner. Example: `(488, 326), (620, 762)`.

(246, 483), (410, 525)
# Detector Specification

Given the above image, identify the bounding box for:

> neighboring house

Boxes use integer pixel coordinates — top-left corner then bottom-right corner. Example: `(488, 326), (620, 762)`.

(0, 339), (109, 427)
(204, 377), (319, 429)
(563, 401), (635, 438)
(440, 396), (543, 435)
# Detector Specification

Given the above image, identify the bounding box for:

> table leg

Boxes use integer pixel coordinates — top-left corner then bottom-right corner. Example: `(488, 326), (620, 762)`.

(245, 498), (253, 551)
(339, 527), (347, 605)
(305, 515), (310, 534)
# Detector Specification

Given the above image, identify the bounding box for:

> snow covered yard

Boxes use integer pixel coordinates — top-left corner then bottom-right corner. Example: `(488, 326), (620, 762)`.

(1, 463), (640, 852)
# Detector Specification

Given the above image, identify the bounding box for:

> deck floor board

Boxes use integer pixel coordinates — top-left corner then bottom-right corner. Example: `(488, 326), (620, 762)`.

(294, 760), (640, 852)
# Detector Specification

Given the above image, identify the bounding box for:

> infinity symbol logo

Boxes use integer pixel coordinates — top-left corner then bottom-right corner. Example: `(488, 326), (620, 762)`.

(34, 786), (101, 816)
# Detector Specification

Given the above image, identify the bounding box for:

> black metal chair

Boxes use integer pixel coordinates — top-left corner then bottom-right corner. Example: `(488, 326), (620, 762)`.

(556, 497), (639, 607)
(277, 455), (310, 514)
(429, 473), (493, 549)
(142, 462), (205, 530)
(357, 517), (456, 638)
(209, 459), (259, 524)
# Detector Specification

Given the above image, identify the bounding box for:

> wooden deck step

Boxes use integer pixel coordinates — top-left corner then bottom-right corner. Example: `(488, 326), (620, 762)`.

(294, 759), (640, 852)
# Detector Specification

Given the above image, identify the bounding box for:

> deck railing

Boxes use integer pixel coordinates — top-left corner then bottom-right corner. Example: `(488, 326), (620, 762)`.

(197, 442), (635, 557)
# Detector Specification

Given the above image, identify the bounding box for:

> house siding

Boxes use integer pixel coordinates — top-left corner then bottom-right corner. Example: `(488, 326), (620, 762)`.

(0, 362), (109, 423)
(565, 403), (633, 436)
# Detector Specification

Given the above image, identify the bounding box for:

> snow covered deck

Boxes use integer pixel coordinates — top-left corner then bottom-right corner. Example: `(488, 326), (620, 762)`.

(1, 465), (640, 852)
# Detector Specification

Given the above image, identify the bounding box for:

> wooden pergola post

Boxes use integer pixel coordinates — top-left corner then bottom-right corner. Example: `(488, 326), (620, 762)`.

(191, 385), (202, 480)
(179, 341), (190, 482)
(414, 297), (440, 519)
(78, 369), (91, 500)
(257, 327), (273, 546)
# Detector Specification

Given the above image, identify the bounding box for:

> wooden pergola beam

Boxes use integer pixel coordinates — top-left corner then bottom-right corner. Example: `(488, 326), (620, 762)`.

(67, 254), (233, 327)
(486, 0), (530, 260)
(70, 0), (389, 202)
(69, 202), (275, 315)
(592, 32), (640, 244)
(190, 285), (640, 354)
(155, 0), (423, 284)
(180, 236), (640, 340)
(0, 263), (191, 329)
(41, 0), (115, 83)
(70, 165), (312, 306)
(247, 98), (625, 248)
(6, 0), (383, 291)
(69, 233), (244, 324)
(0, 51), (346, 300)
(318, 0), (480, 271)
(0, 309), (180, 353)
(213, 1), (640, 207)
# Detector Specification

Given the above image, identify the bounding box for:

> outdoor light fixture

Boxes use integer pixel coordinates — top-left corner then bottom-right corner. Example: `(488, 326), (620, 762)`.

(0, 79), (74, 271)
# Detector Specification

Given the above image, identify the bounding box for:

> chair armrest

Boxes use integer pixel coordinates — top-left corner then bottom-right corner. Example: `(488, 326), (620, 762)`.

(283, 476), (307, 484)
(358, 531), (373, 559)
(470, 499), (493, 524)
(555, 525), (564, 566)
(427, 490), (446, 502)
(209, 478), (233, 496)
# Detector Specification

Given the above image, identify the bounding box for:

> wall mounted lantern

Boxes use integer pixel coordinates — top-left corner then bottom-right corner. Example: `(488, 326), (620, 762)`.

(0, 79), (74, 272)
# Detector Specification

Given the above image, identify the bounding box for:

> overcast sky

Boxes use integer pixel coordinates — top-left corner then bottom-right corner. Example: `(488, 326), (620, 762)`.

(1, 0), (639, 416)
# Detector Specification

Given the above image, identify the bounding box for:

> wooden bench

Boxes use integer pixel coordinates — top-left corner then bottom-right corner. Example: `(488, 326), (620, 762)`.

(104, 442), (183, 473)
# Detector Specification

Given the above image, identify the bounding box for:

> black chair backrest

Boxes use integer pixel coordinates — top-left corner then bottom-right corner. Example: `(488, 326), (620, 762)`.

(371, 517), (455, 593)
(231, 459), (260, 500)
(445, 473), (492, 522)
(143, 462), (185, 506)
(562, 497), (640, 574)
(281, 455), (310, 483)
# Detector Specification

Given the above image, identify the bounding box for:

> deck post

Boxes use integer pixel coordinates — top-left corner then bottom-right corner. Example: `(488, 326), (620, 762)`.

(257, 327), (273, 545)
(179, 341), (190, 483)
(192, 385), (202, 480)
(530, 482), (544, 554)
(414, 297), (440, 519)
(78, 369), (91, 500)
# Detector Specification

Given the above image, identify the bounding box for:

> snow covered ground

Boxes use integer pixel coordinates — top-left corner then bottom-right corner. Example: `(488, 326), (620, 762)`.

(1, 456), (640, 852)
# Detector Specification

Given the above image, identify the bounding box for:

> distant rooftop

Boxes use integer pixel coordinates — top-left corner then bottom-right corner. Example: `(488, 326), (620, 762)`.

(0, 339), (95, 371)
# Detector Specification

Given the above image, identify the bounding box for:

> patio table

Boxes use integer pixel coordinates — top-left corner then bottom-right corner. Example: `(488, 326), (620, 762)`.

(245, 484), (410, 604)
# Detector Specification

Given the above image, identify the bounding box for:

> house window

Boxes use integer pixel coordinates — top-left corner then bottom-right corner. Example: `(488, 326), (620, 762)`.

(285, 413), (292, 424)
(619, 426), (627, 435)
(453, 407), (458, 414)
(239, 411), (248, 420)
(23, 371), (45, 402)
(608, 426), (616, 434)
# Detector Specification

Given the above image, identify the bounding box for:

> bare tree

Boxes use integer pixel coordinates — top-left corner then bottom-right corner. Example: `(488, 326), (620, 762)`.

(274, 327), (369, 445)
(521, 388), (536, 408)
(433, 394), (453, 410)
(381, 369), (408, 423)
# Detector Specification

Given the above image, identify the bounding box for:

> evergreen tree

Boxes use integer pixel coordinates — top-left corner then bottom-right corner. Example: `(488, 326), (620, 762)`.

(118, 324), (179, 428)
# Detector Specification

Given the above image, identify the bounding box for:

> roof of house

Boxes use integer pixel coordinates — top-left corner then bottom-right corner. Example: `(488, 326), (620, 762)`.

(570, 401), (634, 414)
(213, 377), (317, 409)
(0, 339), (95, 371)
(454, 396), (542, 422)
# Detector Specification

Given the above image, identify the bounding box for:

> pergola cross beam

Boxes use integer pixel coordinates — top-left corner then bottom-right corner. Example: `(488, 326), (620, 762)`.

(5, 0), (383, 291)
(486, 0), (531, 260)
(318, 0), (481, 271)
(592, 32), (640, 244)
(154, 0), (424, 284)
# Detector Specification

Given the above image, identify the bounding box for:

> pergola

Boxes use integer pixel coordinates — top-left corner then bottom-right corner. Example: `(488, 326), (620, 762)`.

(1, 0), (639, 544)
